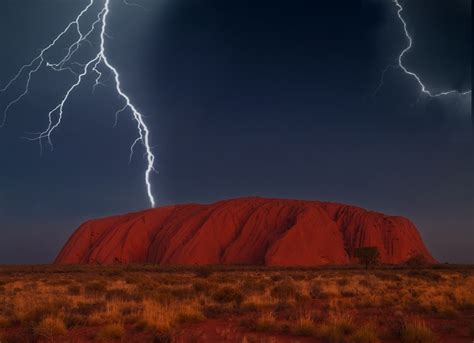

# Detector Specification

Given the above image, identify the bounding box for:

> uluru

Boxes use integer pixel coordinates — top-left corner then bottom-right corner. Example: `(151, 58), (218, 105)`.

(55, 197), (435, 265)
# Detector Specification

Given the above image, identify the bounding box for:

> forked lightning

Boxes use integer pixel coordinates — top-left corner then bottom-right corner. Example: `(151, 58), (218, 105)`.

(0, 0), (157, 207)
(377, 0), (471, 97)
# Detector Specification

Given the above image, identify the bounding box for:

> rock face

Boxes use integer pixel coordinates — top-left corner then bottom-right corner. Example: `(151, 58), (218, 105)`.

(55, 197), (436, 265)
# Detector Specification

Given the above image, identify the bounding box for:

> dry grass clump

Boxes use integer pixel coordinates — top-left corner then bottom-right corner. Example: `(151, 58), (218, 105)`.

(400, 318), (437, 343)
(34, 317), (67, 340)
(317, 313), (355, 343)
(270, 280), (298, 302)
(292, 309), (317, 336)
(351, 323), (380, 343)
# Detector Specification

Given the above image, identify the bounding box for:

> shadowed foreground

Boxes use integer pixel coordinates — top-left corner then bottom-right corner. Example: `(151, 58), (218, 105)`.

(0, 265), (473, 342)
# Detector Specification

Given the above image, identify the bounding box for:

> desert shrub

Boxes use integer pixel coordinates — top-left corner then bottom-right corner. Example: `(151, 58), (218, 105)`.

(0, 331), (25, 343)
(468, 321), (474, 337)
(135, 280), (159, 295)
(176, 309), (205, 324)
(253, 312), (280, 333)
(270, 281), (297, 302)
(96, 323), (124, 340)
(67, 284), (81, 295)
(401, 319), (437, 343)
(309, 281), (322, 299)
(64, 313), (84, 328)
(351, 323), (380, 343)
(317, 314), (354, 343)
(125, 276), (139, 284)
(340, 289), (356, 298)
(134, 319), (149, 332)
(105, 288), (142, 302)
(457, 301), (474, 312)
(21, 304), (59, 326)
(292, 311), (316, 336)
(34, 317), (67, 340)
(153, 332), (172, 343)
(354, 247), (380, 268)
(318, 323), (346, 343)
(242, 279), (266, 294)
(22, 282), (38, 291)
(358, 279), (372, 288)
(239, 302), (258, 313)
(436, 305), (459, 319)
(336, 278), (349, 287)
(406, 270), (442, 282)
(73, 301), (106, 316)
(202, 305), (229, 318)
(270, 274), (283, 282)
(405, 254), (429, 267)
(239, 318), (257, 330)
(170, 287), (194, 300)
(105, 269), (125, 277)
(212, 287), (244, 305)
(0, 314), (12, 328)
(85, 281), (107, 295)
(291, 273), (306, 281)
(373, 272), (402, 282)
(194, 267), (213, 278)
(192, 281), (211, 294)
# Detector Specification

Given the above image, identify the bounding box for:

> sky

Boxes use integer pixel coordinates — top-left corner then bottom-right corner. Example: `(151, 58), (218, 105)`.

(0, 0), (472, 264)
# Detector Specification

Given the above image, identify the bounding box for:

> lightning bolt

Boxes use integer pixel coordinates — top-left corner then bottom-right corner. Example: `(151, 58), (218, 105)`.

(376, 0), (471, 97)
(0, 0), (157, 207)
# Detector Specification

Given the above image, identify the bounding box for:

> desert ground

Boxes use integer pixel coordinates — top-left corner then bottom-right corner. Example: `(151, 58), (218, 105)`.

(0, 265), (473, 342)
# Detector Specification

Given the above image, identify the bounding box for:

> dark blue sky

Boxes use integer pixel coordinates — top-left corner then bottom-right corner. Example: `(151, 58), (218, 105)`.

(0, 0), (472, 263)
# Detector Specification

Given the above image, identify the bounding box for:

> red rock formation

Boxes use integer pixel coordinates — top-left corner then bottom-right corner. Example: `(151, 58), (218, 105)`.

(55, 197), (436, 265)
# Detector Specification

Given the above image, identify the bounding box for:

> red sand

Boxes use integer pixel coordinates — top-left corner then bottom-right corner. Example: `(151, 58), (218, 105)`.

(55, 197), (435, 265)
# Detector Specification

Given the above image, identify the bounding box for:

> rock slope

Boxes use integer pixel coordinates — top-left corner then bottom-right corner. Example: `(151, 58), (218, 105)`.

(55, 197), (436, 265)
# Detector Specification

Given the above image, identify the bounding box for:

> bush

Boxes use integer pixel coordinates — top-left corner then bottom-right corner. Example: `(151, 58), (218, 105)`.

(212, 287), (244, 305)
(317, 314), (354, 343)
(153, 332), (172, 343)
(292, 311), (316, 336)
(336, 278), (349, 287)
(270, 281), (297, 302)
(406, 271), (442, 282)
(67, 284), (81, 295)
(73, 301), (106, 316)
(373, 272), (402, 282)
(34, 317), (67, 340)
(309, 282), (322, 299)
(405, 254), (429, 267)
(96, 323), (124, 340)
(354, 247), (380, 268)
(202, 305), (228, 318)
(85, 281), (107, 295)
(193, 281), (211, 294)
(242, 279), (266, 294)
(194, 267), (213, 278)
(0, 314), (12, 328)
(468, 321), (474, 337)
(106, 288), (142, 302)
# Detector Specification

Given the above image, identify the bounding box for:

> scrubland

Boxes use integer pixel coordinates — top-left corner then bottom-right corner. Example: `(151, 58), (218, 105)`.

(0, 265), (473, 342)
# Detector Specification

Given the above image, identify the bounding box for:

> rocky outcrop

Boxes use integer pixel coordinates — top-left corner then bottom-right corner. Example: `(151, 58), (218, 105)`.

(55, 197), (436, 265)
